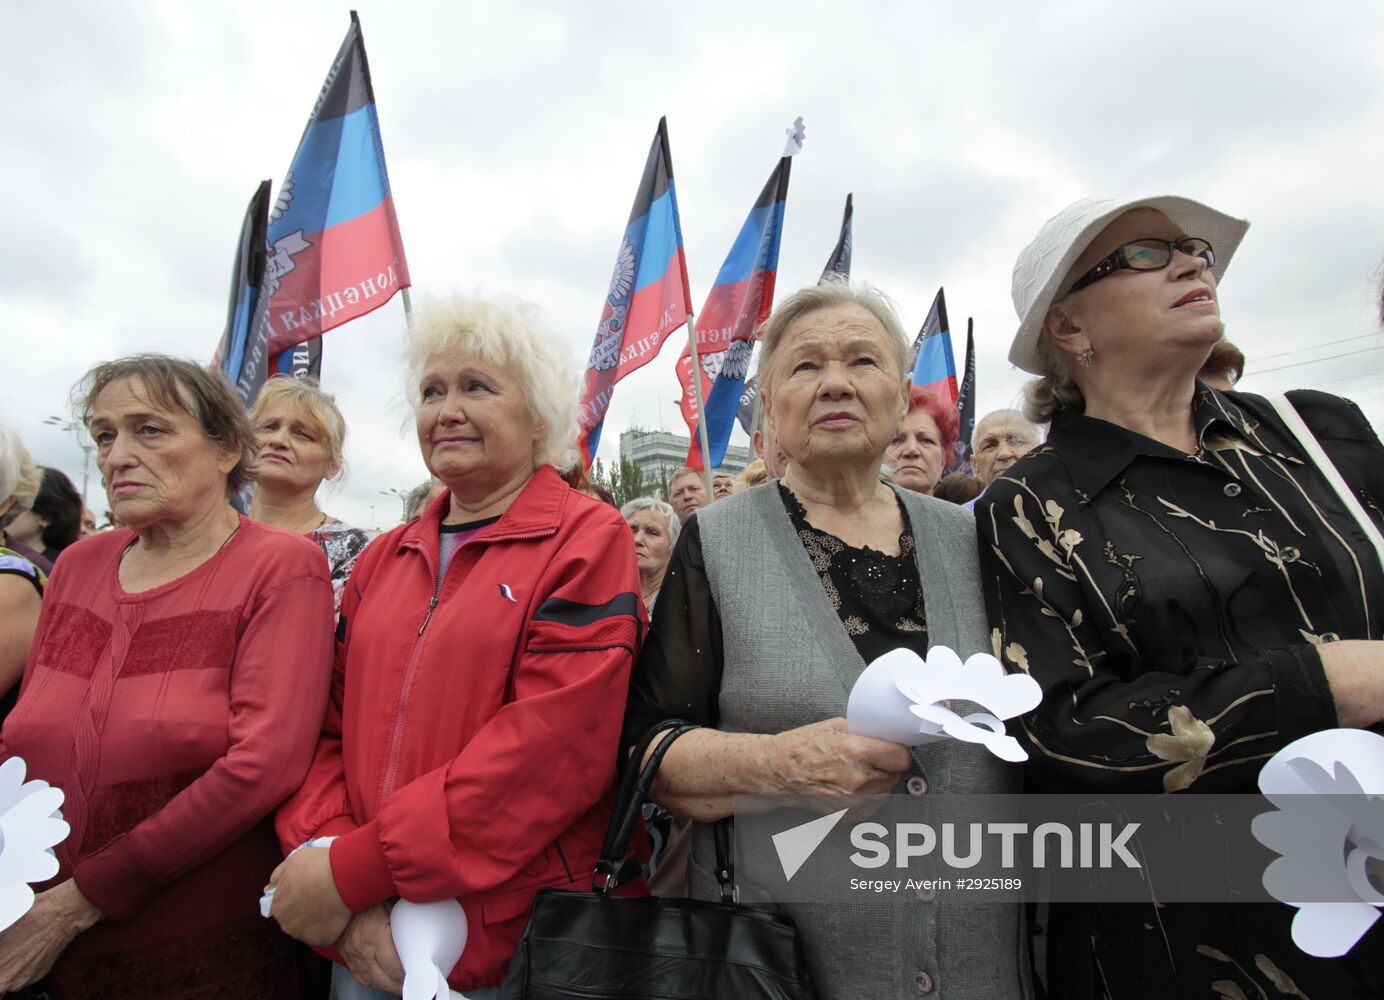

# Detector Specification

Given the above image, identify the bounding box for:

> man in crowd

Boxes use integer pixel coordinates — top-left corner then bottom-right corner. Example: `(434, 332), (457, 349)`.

(711, 473), (735, 500)
(668, 466), (709, 524)
(972, 409), (1042, 489)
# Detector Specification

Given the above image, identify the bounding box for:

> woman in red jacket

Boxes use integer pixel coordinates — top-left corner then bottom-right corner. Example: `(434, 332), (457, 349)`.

(269, 294), (644, 998)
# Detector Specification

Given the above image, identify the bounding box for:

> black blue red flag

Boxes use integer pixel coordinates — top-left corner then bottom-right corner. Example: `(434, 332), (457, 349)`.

(679, 156), (792, 470)
(273, 338), (323, 382)
(261, 11), (410, 362)
(953, 320), (976, 471)
(214, 180), (273, 405)
(820, 193), (853, 281)
(735, 377), (760, 436)
(909, 287), (958, 404)
(578, 118), (692, 466)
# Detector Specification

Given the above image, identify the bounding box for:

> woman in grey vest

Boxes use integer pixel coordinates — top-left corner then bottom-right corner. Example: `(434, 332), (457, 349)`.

(623, 280), (1031, 1000)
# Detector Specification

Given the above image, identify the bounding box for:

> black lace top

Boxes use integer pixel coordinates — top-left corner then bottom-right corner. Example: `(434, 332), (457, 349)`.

(778, 482), (927, 656)
(622, 482), (928, 751)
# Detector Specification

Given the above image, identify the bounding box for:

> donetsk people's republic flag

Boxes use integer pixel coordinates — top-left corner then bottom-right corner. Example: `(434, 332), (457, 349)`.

(820, 193), (853, 281)
(214, 180), (273, 405)
(262, 11), (410, 360)
(679, 156), (791, 470)
(578, 118), (692, 465)
(909, 287), (958, 404)
(954, 322), (976, 471)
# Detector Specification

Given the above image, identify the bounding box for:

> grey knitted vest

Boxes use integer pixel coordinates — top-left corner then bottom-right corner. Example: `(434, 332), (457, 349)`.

(688, 482), (1031, 1000)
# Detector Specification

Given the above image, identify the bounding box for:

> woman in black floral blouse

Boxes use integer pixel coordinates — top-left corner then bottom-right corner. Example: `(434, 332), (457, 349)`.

(979, 195), (1384, 998)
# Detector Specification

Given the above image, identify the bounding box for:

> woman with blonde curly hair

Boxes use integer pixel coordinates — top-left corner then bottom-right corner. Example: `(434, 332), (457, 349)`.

(270, 294), (644, 999)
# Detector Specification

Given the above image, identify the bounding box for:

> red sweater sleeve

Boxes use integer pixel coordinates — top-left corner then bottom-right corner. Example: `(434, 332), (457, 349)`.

(274, 580), (365, 852)
(73, 571), (335, 919)
(328, 516), (643, 909)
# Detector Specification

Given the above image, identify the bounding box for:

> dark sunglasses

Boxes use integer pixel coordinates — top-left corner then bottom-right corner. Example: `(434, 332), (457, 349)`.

(1067, 237), (1215, 294)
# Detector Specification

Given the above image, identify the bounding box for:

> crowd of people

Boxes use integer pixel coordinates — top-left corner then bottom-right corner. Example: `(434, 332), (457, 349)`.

(0, 192), (1380, 999)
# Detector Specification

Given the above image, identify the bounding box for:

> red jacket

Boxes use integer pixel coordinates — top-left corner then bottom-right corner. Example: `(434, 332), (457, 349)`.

(276, 467), (644, 990)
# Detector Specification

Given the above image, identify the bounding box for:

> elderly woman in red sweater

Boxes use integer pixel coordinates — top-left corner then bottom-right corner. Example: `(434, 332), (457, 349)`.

(0, 355), (335, 998)
(270, 294), (643, 999)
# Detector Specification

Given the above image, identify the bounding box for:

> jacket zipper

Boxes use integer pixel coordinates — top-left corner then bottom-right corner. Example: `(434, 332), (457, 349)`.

(378, 563), (443, 809)
(376, 524), (559, 810)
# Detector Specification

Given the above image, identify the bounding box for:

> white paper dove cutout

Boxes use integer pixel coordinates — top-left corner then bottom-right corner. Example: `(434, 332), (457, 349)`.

(391, 898), (469, 1000)
(1252, 728), (1384, 958)
(846, 647), (1042, 762)
(260, 835), (337, 919)
(0, 756), (70, 933)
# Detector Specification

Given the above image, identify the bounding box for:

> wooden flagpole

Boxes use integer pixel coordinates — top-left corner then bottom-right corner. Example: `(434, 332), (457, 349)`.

(684, 312), (715, 493)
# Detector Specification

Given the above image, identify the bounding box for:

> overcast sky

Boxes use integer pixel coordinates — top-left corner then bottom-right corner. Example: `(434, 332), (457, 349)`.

(7, 2), (1384, 531)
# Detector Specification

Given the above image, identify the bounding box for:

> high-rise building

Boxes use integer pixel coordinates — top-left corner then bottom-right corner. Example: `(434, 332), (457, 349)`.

(619, 427), (751, 496)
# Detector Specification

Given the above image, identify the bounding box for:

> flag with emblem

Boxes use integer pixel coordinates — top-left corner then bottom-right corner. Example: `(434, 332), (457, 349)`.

(953, 320), (976, 471)
(577, 117), (692, 466)
(259, 11), (410, 368)
(820, 193), (853, 281)
(909, 287), (958, 404)
(679, 150), (794, 470)
(214, 180), (273, 405)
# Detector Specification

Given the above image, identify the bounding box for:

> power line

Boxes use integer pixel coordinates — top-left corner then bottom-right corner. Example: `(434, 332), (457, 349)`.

(1250, 333), (1380, 364)
(1305, 370), (1384, 389)
(1245, 346), (1382, 378)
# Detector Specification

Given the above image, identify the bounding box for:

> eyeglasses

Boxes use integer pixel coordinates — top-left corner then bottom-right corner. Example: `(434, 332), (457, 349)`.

(1067, 237), (1215, 294)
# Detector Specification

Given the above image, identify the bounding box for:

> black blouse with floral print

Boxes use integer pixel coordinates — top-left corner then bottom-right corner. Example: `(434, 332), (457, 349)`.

(977, 385), (1384, 999)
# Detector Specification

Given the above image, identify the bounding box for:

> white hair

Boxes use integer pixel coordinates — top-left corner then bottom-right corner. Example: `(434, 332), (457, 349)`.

(0, 424), (40, 512)
(620, 496), (680, 548)
(755, 278), (910, 402)
(404, 293), (581, 471)
(971, 408), (1041, 451)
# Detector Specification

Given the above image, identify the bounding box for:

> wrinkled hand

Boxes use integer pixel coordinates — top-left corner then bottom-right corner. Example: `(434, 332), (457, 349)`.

(0, 879), (102, 993)
(336, 902), (404, 994)
(267, 846), (352, 947)
(1320, 640), (1384, 729)
(772, 717), (913, 802)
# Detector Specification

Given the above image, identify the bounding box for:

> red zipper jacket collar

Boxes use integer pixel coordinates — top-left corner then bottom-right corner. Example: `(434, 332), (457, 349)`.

(396, 466), (568, 569)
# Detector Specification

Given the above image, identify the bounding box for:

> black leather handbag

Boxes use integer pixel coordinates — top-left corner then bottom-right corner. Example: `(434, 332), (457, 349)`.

(497, 722), (818, 999)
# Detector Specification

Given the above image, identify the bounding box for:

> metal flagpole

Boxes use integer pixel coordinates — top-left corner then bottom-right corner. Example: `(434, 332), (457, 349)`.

(401, 287), (415, 331)
(684, 312), (715, 493)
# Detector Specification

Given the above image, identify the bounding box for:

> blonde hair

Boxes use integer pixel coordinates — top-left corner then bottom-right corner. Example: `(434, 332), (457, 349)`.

(0, 424), (40, 511)
(735, 458), (768, 491)
(404, 293), (580, 471)
(248, 376), (348, 480)
(755, 278), (909, 403)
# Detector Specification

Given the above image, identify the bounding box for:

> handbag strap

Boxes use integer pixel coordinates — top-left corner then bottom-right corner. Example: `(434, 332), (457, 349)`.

(1266, 392), (1384, 569)
(594, 721), (699, 893)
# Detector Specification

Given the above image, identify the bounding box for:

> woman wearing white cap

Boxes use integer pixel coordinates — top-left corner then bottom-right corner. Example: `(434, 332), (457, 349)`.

(978, 196), (1384, 998)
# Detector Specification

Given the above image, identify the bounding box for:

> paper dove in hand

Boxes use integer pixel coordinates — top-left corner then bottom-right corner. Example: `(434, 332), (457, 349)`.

(0, 756), (70, 933)
(1252, 728), (1384, 958)
(846, 647), (1042, 762)
(391, 898), (469, 1000)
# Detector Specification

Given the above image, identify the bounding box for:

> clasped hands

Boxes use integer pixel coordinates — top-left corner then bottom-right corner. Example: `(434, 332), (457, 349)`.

(267, 847), (405, 993)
